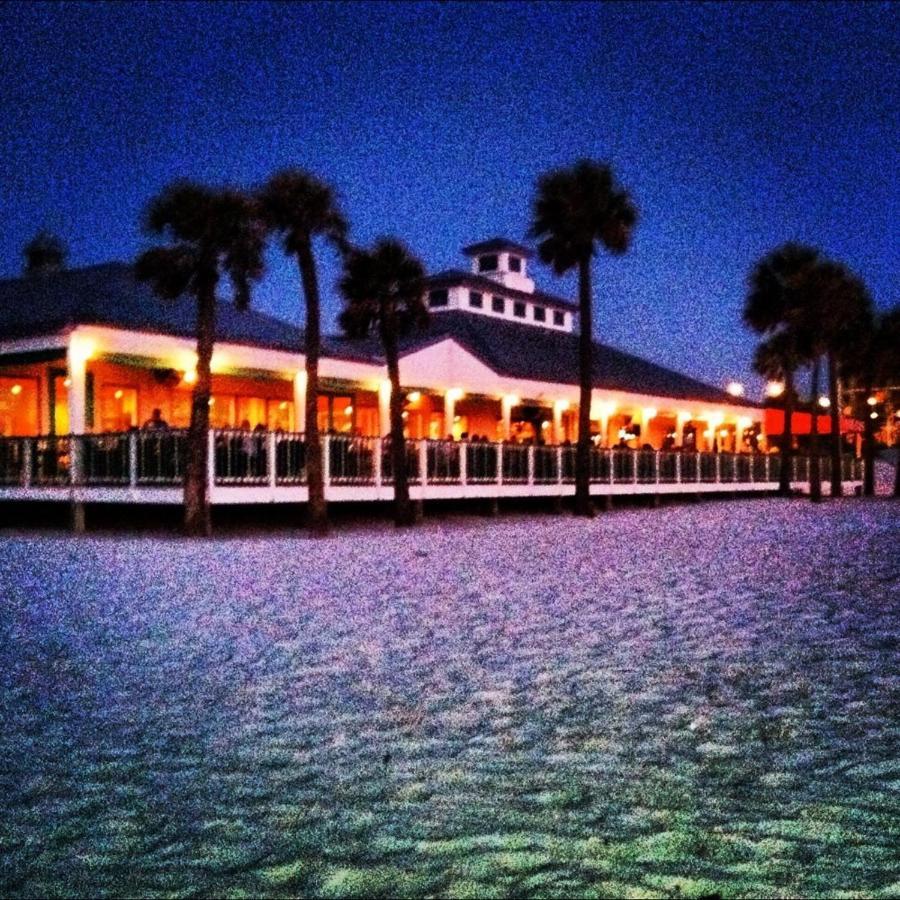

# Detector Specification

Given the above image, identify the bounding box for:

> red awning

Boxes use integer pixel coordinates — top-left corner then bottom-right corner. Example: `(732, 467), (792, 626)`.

(765, 409), (864, 435)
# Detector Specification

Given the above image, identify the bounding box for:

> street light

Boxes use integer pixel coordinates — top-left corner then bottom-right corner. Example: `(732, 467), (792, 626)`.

(726, 381), (744, 397)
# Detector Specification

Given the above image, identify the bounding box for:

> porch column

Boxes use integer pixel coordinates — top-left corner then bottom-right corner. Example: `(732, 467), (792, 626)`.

(676, 411), (689, 448)
(553, 400), (568, 444)
(378, 379), (391, 437)
(293, 370), (307, 433)
(444, 390), (456, 440)
(66, 336), (89, 435)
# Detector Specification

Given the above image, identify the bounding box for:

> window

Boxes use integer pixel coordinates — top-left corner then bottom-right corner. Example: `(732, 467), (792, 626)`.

(266, 399), (295, 432)
(317, 394), (355, 434)
(208, 395), (236, 429)
(478, 254), (498, 272)
(553, 310), (565, 326)
(509, 256), (522, 273)
(428, 289), (449, 308)
(469, 290), (483, 308)
(533, 305), (546, 322)
(98, 385), (138, 432)
(513, 301), (527, 318)
(492, 296), (505, 314)
(0, 377), (39, 436)
(236, 396), (266, 430)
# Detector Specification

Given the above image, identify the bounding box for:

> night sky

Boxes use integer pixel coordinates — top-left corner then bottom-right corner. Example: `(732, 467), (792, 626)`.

(2, 1), (896, 397)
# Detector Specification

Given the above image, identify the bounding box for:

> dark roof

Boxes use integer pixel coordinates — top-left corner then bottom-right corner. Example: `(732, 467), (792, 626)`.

(0, 263), (755, 407)
(461, 237), (534, 258)
(326, 311), (759, 408)
(0, 262), (303, 352)
(426, 269), (579, 313)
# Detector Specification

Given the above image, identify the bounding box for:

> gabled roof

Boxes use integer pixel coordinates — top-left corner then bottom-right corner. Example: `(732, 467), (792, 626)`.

(0, 262), (303, 352)
(461, 237), (534, 258)
(326, 311), (759, 408)
(426, 269), (579, 313)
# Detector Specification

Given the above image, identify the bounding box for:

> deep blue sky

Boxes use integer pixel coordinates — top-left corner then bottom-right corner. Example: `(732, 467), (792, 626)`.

(2, 1), (897, 396)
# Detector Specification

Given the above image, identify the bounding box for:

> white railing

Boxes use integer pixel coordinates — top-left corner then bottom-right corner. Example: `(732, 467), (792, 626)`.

(0, 432), (865, 496)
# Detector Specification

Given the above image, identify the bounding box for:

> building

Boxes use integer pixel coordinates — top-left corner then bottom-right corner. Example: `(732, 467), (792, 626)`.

(0, 238), (861, 507)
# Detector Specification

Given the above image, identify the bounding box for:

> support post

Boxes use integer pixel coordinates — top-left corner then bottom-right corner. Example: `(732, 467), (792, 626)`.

(374, 436), (383, 488)
(527, 445), (535, 486)
(459, 439), (467, 485)
(377, 380), (390, 440)
(294, 370), (307, 433)
(207, 429), (216, 491)
(675, 452), (681, 483)
(497, 442), (504, 486)
(501, 395), (514, 441)
(128, 431), (138, 488)
(322, 433), (331, 488)
(418, 438), (428, 490)
(22, 439), (33, 488)
(697, 452), (702, 483)
(267, 431), (277, 490)
(715, 453), (721, 483)
(444, 391), (456, 439)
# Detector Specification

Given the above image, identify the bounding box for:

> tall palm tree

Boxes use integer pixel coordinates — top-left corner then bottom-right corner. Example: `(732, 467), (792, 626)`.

(744, 243), (821, 496)
(753, 331), (802, 494)
(136, 181), (265, 537)
(23, 230), (67, 275)
(258, 170), (348, 536)
(338, 238), (427, 527)
(530, 160), (637, 517)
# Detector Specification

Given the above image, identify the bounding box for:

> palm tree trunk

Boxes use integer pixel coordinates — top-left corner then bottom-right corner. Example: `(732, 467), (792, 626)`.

(297, 240), (328, 535)
(574, 255), (595, 517)
(382, 319), (414, 526)
(894, 430), (899, 498)
(809, 358), (822, 502)
(827, 353), (842, 498)
(779, 369), (795, 496)
(184, 287), (215, 537)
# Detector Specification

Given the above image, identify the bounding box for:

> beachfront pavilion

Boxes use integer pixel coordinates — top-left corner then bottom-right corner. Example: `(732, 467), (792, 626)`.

(0, 240), (762, 450)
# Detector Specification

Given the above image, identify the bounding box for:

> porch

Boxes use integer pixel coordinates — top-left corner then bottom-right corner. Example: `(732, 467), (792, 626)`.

(0, 430), (863, 505)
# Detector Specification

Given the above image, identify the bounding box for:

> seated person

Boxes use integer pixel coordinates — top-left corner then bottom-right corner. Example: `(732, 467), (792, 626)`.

(142, 408), (169, 430)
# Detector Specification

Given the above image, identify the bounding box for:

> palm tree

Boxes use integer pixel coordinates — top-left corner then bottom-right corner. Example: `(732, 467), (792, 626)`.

(530, 160), (637, 517)
(744, 243), (821, 496)
(258, 170), (348, 536)
(338, 239), (427, 526)
(23, 230), (67, 275)
(808, 262), (873, 498)
(753, 332), (802, 494)
(136, 181), (265, 536)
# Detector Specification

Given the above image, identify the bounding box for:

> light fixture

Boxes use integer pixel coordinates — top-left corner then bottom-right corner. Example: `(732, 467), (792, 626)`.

(407, 391), (421, 403)
(555, 399), (570, 412)
(10, 384), (22, 396)
(401, 410), (408, 419)
(766, 381), (785, 398)
(345, 405), (353, 415)
(279, 401), (288, 410)
(867, 396), (877, 406)
(208, 398), (215, 406)
(870, 411), (878, 419)
(504, 393), (520, 407)
(719, 428), (729, 438)
(541, 420), (551, 429)
(183, 369), (197, 385)
(447, 387), (464, 401)
(818, 396), (830, 408)
(642, 407), (658, 420)
(114, 389), (123, 400)
(63, 377), (72, 388)
(726, 381), (744, 397)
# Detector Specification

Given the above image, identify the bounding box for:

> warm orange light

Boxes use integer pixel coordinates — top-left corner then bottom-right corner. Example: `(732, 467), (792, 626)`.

(642, 407), (658, 420)
(447, 388), (465, 401)
(114, 389), (123, 400)
(345, 405), (353, 415)
(183, 369), (197, 385)
(63, 378), (72, 388)
(541, 420), (551, 429)
(867, 396), (877, 406)
(766, 381), (785, 398)
(407, 391), (422, 403)
(279, 401), (288, 410)
(10, 383), (22, 396)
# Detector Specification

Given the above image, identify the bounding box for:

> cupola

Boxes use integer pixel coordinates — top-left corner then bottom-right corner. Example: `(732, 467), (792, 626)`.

(461, 237), (535, 294)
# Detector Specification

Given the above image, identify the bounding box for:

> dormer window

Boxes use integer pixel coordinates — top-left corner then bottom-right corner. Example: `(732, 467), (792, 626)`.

(492, 296), (505, 314)
(469, 291), (483, 308)
(478, 254), (499, 273)
(509, 256), (522, 273)
(533, 305), (546, 322)
(513, 301), (527, 318)
(428, 289), (449, 308)
(553, 310), (565, 326)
